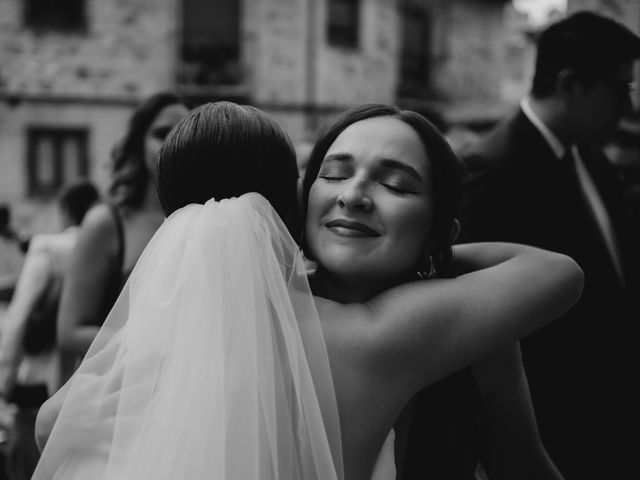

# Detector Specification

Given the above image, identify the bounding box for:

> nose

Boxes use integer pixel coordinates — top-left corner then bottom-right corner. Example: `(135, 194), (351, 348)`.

(337, 179), (373, 211)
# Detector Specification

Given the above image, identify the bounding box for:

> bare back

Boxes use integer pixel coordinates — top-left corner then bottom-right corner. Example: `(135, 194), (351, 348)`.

(311, 243), (584, 480)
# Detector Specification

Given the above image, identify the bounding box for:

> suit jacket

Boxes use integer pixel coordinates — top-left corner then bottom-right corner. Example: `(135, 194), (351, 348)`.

(396, 368), (481, 480)
(457, 108), (639, 478)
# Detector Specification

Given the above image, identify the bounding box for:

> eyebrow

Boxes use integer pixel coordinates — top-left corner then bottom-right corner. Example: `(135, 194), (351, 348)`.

(323, 153), (353, 163)
(323, 153), (424, 181)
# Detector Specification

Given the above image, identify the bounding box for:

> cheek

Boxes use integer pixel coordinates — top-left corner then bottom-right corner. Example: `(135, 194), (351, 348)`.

(304, 184), (325, 250)
(306, 182), (332, 221)
(388, 205), (432, 256)
(144, 138), (162, 170)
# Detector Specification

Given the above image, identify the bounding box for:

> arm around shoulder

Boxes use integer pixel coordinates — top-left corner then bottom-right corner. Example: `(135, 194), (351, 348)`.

(364, 242), (583, 392)
(453, 242), (584, 324)
(473, 343), (565, 480)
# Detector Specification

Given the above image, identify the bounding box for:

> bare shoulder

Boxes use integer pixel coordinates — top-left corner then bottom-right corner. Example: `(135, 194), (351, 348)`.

(27, 233), (53, 256)
(73, 203), (120, 260)
(313, 295), (374, 342)
(312, 295), (392, 378)
(82, 203), (118, 234)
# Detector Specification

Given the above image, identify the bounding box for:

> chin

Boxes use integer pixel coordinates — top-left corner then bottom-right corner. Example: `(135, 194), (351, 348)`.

(325, 260), (395, 282)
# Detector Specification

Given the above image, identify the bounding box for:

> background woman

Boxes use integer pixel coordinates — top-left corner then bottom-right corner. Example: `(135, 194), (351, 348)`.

(56, 92), (188, 369)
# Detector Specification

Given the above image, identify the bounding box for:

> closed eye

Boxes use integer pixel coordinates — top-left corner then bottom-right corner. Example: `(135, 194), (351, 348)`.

(381, 183), (417, 194)
(319, 175), (348, 181)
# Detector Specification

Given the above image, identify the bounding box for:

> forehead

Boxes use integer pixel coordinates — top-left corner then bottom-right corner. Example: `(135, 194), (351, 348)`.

(151, 104), (189, 126)
(326, 116), (430, 175)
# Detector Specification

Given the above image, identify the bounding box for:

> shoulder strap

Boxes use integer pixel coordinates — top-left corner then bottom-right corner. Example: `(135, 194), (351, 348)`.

(106, 203), (125, 272)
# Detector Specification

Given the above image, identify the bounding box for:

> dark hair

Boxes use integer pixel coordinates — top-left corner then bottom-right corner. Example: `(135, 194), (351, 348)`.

(302, 104), (464, 278)
(0, 205), (10, 232)
(109, 92), (186, 208)
(156, 101), (300, 236)
(59, 180), (100, 226)
(532, 11), (640, 98)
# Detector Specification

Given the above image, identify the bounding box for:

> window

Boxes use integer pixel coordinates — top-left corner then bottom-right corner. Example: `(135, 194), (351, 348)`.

(398, 4), (431, 98)
(179, 0), (242, 87)
(327, 0), (360, 48)
(27, 128), (89, 196)
(24, 0), (86, 32)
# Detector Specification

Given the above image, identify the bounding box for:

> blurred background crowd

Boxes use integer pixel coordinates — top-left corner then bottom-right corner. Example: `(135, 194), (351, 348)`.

(0, 0), (639, 479)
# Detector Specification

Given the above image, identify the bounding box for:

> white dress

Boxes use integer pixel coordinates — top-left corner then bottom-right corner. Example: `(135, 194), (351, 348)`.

(33, 195), (344, 480)
(371, 430), (397, 480)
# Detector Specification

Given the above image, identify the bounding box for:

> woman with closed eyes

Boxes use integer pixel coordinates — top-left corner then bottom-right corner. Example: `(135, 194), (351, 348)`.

(34, 102), (581, 480)
(301, 104), (567, 479)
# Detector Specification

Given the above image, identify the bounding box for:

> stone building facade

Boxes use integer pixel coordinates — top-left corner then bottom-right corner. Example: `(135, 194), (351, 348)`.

(0, 0), (179, 232)
(0, 0), (512, 234)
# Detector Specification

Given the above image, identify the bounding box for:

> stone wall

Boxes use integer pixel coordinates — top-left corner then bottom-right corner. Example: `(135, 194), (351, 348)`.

(316, 0), (399, 106)
(430, 0), (512, 124)
(0, 0), (179, 232)
(0, 0), (520, 231)
(0, 0), (177, 100)
(243, 0), (400, 139)
(0, 100), (133, 233)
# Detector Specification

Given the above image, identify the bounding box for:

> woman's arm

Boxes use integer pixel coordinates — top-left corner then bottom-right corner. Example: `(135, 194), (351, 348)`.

(473, 343), (564, 480)
(361, 242), (584, 394)
(0, 241), (51, 395)
(34, 378), (71, 451)
(57, 204), (119, 357)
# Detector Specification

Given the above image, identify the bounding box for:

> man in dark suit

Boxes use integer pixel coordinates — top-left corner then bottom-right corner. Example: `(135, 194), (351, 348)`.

(459, 11), (640, 479)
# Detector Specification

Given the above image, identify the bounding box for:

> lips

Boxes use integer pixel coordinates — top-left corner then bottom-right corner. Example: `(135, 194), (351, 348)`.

(325, 219), (381, 237)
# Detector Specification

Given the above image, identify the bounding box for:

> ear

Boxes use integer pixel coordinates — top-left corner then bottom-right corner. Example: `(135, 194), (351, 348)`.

(556, 69), (584, 102)
(449, 219), (461, 245)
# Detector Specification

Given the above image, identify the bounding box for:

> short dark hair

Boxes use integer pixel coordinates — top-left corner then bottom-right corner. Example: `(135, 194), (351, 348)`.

(0, 205), (10, 232)
(302, 104), (464, 278)
(109, 92), (186, 208)
(156, 101), (300, 236)
(59, 180), (100, 226)
(532, 11), (640, 98)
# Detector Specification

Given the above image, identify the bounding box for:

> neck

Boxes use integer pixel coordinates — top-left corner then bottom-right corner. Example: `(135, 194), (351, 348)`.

(311, 266), (409, 304)
(527, 96), (573, 146)
(140, 178), (164, 215)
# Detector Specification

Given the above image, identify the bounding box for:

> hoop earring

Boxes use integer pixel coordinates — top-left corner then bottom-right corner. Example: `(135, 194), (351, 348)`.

(416, 255), (436, 280)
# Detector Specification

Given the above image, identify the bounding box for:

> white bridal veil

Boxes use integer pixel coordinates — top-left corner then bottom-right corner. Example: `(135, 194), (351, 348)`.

(32, 194), (343, 480)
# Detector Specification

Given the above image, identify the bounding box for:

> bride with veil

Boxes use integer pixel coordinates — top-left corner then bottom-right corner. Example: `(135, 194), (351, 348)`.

(33, 102), (583, 480)
(33, 102), (342, 480)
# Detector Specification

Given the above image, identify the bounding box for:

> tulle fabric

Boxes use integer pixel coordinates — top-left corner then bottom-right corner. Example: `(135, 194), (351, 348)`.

(32, 193), (343, 480)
